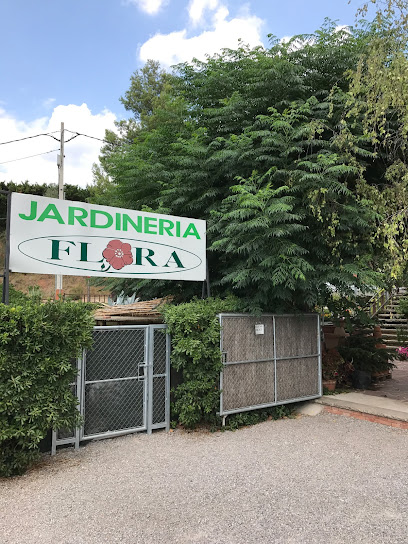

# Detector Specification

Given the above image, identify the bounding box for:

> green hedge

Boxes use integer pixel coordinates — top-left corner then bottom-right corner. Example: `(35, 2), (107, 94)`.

(162, 297), (238, 428)
(0, 301), (94, 476)
(0, 283), (30, 305)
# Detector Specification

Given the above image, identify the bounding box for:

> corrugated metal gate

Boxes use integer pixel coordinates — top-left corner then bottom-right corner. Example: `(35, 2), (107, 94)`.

(219, 314), (321, 420)
(52, 324), (170, 454)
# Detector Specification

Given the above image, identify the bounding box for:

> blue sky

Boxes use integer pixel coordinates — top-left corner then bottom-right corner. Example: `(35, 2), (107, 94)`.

(0, 0), (371, 188)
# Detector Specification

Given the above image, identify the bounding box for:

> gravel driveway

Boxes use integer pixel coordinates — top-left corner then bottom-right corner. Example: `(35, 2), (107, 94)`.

(1, 412), (408, 544)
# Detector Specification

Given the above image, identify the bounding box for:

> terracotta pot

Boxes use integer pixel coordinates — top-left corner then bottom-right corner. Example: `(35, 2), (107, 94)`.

(322, 324), (335, 334)
(324, 333), (340, 350)
(322, 379), (336, 392)
(373, 325), (382, 339)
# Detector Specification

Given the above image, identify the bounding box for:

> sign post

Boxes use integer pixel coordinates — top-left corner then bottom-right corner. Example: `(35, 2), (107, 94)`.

(1, 190), (11, 304)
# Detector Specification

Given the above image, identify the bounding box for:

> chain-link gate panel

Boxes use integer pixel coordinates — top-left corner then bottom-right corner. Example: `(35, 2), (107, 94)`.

(274, 315), (317, 359)
(222, 360), (275, 412)
(274, 315), (320, 403)
(84, 379), (145, 436)
(221, 316), (274, 362)
(52, 325), (170, 453)
(85, 328), (146, 381)
(150, 327), (169, 427)
(219, 314), (321, 419)
(146, 325), (170, 430)
(83, 327), (148, 439)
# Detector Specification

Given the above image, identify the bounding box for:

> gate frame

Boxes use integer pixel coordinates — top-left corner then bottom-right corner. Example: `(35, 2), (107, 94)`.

(218, 313), (322, 421)
(52, 324), (170, 454)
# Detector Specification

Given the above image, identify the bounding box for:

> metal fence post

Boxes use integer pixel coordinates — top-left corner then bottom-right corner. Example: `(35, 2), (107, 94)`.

(317, 314), (322, 397)
(165, 330), (171, 432)
(147, 326), (154, 434)
(273, 316), (277, 403)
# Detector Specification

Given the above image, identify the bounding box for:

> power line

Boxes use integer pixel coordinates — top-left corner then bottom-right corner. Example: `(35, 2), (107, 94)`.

(65, 129), (120, 146)
(65, 134), (79, 143)
(0, 131), (60, 146)
(0, 127), (119, 166)
(0, 148), (59, 165)
(0, 129), (119, 148)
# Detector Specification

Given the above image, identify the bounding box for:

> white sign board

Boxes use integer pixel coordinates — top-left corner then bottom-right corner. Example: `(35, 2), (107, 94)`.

(9, 193), (206, 281)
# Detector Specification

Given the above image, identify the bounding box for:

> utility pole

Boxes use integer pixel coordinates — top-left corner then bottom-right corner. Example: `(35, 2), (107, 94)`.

(55, 122), (64, 300)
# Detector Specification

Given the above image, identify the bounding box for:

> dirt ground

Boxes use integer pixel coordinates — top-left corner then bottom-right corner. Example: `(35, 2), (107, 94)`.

(363, 359), (408, 403)
(1, 412), (408, 544)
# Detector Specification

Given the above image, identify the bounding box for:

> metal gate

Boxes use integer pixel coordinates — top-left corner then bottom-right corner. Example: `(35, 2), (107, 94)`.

(52, 324), (170, 454)
(219, 313), (321, 420)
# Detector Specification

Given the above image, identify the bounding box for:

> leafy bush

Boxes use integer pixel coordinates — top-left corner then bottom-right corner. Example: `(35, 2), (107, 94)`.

(0, 301), (94, 476)
(321, 349), (344, 380)
(162, 297), (238, 428)
(338, 329), (393, 374)
(0, 283), (29, 305)
(398, 297), (408, 318)
(224, 405), (294, 431)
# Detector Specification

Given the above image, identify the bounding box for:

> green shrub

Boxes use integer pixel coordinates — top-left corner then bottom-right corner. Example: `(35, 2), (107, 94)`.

(0, 301), (94, 477)
(162, 297), (238, 428)
(0, 283), (29, 305)
(338, 329), (394, 374)
(398, 297), (408, 318)
(224, 405), (294, 431)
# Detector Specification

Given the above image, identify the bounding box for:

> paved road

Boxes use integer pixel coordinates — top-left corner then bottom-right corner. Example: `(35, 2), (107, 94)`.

(1, 412), (408, 544)
(364, 359), (408, 403)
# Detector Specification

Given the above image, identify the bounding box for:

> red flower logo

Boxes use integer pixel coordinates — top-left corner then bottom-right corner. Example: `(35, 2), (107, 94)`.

(102, 240), (133, 270)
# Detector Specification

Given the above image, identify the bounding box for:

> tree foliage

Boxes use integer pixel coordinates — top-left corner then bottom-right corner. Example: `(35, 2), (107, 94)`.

(96, 18), (407, 310)
(346, 0), (408, 278)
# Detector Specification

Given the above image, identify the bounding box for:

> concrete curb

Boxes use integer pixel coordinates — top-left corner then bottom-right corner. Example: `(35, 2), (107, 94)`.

(315, 392), (408, 422)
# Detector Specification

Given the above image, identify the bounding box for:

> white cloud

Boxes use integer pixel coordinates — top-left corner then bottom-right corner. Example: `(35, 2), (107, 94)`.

(280, 35), (311, 52)
(139, 6), (264, 66)
(128, 0), (167, 15)
(188, 0), (220, 25)
(280, 25), (351, 51)
(42, 97), (56, 108)
(0, 104), (117, 188)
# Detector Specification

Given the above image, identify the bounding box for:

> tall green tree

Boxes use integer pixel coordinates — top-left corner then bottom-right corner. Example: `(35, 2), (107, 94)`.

(96, 21), (393, 310)
(343, 1), (408, 280)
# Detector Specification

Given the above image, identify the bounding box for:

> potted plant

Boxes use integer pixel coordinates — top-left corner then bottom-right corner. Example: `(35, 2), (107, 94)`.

(396, 346), (408, 361)
(321, 348), (343, 391)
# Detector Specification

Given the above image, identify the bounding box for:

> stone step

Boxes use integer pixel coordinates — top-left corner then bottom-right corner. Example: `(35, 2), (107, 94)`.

(379, 320), (407, 324)
(377, 312), (408, 316)
(316, 393), (408, 423)
(379, 313), (406, 317)
(379, 327), (407, 333)
(379, 326), (405, 330)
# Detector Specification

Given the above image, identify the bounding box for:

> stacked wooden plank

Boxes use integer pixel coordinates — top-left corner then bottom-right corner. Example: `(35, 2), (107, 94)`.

(94, 297), (168, 324)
